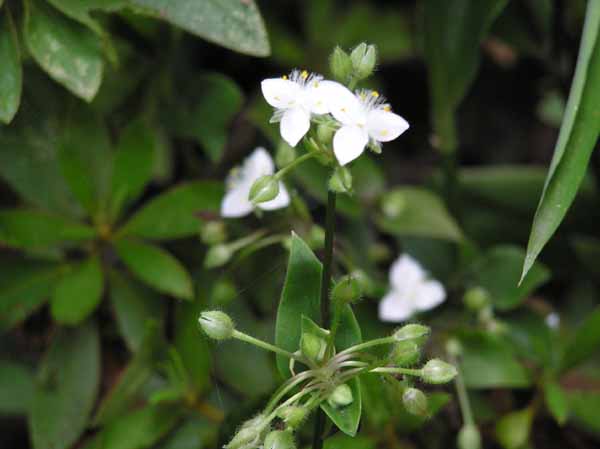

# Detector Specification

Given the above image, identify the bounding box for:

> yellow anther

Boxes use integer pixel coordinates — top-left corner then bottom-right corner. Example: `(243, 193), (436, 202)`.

(371, 91), (380, 98)
(383, 105), (391, 112)
(282, 75), (288, 80)
(313, 81), (320, 87)
(381, 130), (389, 136)
(341, 107), (347, 112)
(301, 70), (309, 79)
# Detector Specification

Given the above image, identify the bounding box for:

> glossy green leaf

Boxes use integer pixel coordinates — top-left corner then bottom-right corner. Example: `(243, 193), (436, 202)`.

(376, 187), (463, 241)
(24, 0), (104, 101)
(0, 360), (34, 414)
(109, 270), (164, 352)
(29, 322), (100, 449)
(50, 256), (104, 325)
(560, 306), (600, 373)
(0, 9), (21, 124)
(0, 209), (96, 249)
(119, 181), (223, 240)
(522, 1), (600, 280)
(115, 239), (193, 300)
(544, 380), (569, 425)
(470, 245), (550, 310)
(129, 0), (269, 56)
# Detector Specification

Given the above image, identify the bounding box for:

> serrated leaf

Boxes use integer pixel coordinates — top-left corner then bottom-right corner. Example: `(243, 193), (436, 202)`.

(29, 322), (100, 449)
(0, 9), (21, 124)
(0, 360), (34, 415)
(129, 0), (270, 56)
(115, 239), (193, 300)
(522, 2), (600, 280)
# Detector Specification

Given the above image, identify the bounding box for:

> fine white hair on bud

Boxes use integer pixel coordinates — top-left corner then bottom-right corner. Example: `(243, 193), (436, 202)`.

(421, 358), (458, 384)
(198, 310), (234, 340)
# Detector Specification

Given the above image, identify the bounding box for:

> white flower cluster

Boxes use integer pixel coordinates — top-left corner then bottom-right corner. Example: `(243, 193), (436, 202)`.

(261, 70), (410, 166)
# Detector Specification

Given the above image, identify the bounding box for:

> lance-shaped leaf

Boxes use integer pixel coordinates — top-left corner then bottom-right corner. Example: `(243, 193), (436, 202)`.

(522, 2), (600, 281)
(0, 9), (21, 124)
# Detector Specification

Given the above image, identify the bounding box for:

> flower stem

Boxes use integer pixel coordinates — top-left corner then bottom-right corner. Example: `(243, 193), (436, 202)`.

(336, 336), (396, 357)
(232, 330), (304, 362)
(451, 354), (474, 425)
(275, 152), (317, 179)
(369, 366), (423, 376)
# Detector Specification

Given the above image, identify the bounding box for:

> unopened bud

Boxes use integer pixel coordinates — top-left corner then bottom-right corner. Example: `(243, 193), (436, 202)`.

(382, 191), (407, 218)
(198, 310), (234, 340)
(204, 244), (232, 268)
(421, 358), (457, 384)
(390, 340), (421, 366)
(276, 142), (296, 168)
(300, 333), (327, 363)
(329, 166), (352, 193)
(277, 405), (308, 428)
(307, 225), (325, 250)
(351, 43), (377, 80)
(445, 338), (463, 358)
(393, 323), (430, 343)
(200, 221), (227, 245)
(317, 123), (334, 144)
(330, 46), (353, 83)
(225, 415), (267, 449)
(249, 175), (279, 204)
(264, 430), (296, 449)
(402, 387), (428, 417)
(463, 287), (490, 311)
(331, 275), (362, 304)
(327, 384), (353, 408)
(458, 424), (481, 449)
(211, 279), (237, 306)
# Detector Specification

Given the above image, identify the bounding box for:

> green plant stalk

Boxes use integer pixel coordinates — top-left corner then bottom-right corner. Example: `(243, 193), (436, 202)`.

(369, 367), (423, 376)
(232, 330), (304, 362)
(336, 336), (396, 357)
(435, 107), (460, 217)
(275, 152), (318, 179)
(451, 355), (474, 426)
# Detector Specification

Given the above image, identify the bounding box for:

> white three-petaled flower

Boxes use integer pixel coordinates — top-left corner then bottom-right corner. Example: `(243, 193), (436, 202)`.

(220, 147), (290, 218)
(322, 82), (409, 166)
(261, 70), (329, 147)
(378, 254), (445, 322)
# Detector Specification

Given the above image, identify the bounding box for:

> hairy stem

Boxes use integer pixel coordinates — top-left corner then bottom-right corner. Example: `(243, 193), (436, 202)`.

(370, 367), (423, 376)
(232, 330), (305, 362)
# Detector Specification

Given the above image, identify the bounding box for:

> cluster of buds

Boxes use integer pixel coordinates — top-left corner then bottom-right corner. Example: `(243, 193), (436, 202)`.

(198, 310), (457, 449)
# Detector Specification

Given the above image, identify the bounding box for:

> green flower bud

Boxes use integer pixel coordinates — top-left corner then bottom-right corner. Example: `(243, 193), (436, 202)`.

(350, 43), (377, 80)
(402, 387), (428, 417)
(249, 175), (280, 204)
(276, 142), (296, 168)
(445, 338), (463, 358)
(307, 225), (325, 250)
(331, 275), (362, 305)
(463, 287), (490, 311)
(327, 384), (353, 408)
(390, 340), (421, 366)
(200, 221), (227, 245)
(277, 405), (308, 429)
(210, 278), (237, 307)
(393, 323), (431, 342)
(204, 244), (233, 268)
(381, 191), (407, 218)
(349, 269), (375, 296)
(198, 310), (234, 340)
(300, 332), (327, 363)
(317, 123), (334, 144)
(225, 415), (268, 449)
(458, 424), (481, 449)
(421, 358), (457, 384)
(330, 46), (353, 83)
(264, 430), (296, 449)
(328, 166), (352, 193)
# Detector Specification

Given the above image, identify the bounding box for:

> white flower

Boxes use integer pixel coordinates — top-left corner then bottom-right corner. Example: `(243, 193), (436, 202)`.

(545, 312), (560, 329)
(221, 147), (290, 218)
(378, 254), (445, 322)
(261, 70), (329, 147)
(321, 82), (409, 165)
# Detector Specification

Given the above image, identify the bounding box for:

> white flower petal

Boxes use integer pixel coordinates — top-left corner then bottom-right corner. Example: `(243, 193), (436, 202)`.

(332, 125), (369, 165)
(261, 78), (301, 110)
(389, 254), (427, 292)
(280, 107), (310, 147)
(221, 186), (254, 218)
(321, 81), (365, 126)
(413, 280), (446, 311)
(378, 290), (416, 322)
(245, 147), (275, 179)
(259, 181), (290, 211)
(367, 109), (410, 142)
(305, 81), (329, 115)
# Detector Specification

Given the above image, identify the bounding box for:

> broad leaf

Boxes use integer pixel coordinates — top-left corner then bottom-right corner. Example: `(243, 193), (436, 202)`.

(559, 306), (600, 373)
(24, 0), (104, 101)
(544, 380), (569, 425)
(568, 391), (600, 434)
(115, 239), (193, 300)
(46, 0), (125, 34)
(119, 181), (223, 240)
(29, 322), (100, 449)
(129, 0), (270, 56)
(522, 1), (600, 280)
(495, 407), (533, 449)
(0, 9), (21, 124)
(50, 256), (104, 325)
(0, 360), (34, 415)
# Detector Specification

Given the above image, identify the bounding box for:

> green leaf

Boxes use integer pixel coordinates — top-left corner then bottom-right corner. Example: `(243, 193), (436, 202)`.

(46, 0), (125, 34)
(544, 380), (569, 425)
(29, 322), (100, 449)
(559, 306), (600, 373)
(157, 416), (216, 449)
(324, 434), (375, 449)
(0, 209), (96, 249)
(275, 233), (322, 377)
(522, 1), (600, 280)
(376, 187), (463, 241)
(470, 245), (550, 310)
(0, 9), (21, 124)
(50, 256), (104, 325)
(321, 377), (361, 437)
(24, 0), (104, 101)
(107, 120), (156, 221)
(459, 330), (531, 389)
(119, 181), (223, 240)
(568, 391), (600, 434)
(109, 270), (164, 352)
(115, 239), (193, 300)
(167, 73), (243, 162)
(129, 0), (269, 56)
(0, 360), (34, 415)
(495, 407), (533, 449)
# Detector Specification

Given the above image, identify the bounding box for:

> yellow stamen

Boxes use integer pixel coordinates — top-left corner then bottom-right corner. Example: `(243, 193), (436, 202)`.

(383, 105), (391, 112)
(371, 91), (380, 98)
(381, 130), (389, 136)
(282, 75), (288, 80)
(301, 70), (309, 79)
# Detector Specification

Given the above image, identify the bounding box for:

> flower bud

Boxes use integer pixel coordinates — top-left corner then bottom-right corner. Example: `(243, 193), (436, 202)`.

(350, 43), (377, 80)
(381, 191), (407, 218)
(458, 424), (481, 449)
(330, 46), (353, 83)
(210, 278), (237, 306)
(200, 221), (227, 245)
(463, 287), (490, 311)
(276, 142), (296, 168)
(204, 244), (233, 268)
(445, 338), (463, 358)
(307, 225), (325, 250)
(328, 166), (352, 194)
(421, 359), (457, 384)
(393, 323), (430, 342)
(264, 430), (296, 449)
(402, 387), (428, 417)
(390, 340), (421, 366)
(316, 123), (334, 144)
(225, 415), (267, 449)
(277, 405), (308, 428)
(249, 175), (280, 204)
(331, 275), (362, 305)
(327, 384), (354, 408)
(300, 332), (327, 363)
(198, 310), (234, 340)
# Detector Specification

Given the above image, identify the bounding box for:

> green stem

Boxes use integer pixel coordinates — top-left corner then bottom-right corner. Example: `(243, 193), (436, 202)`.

(232, 330), (304, 362)
(370, 367), (423, 376)
(451, 355), (474, 425)
(228, 230), (267, 252)
(336, 336), (396, 357)
(275, 152), (317, 179)
(264, 371), (314, 415)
